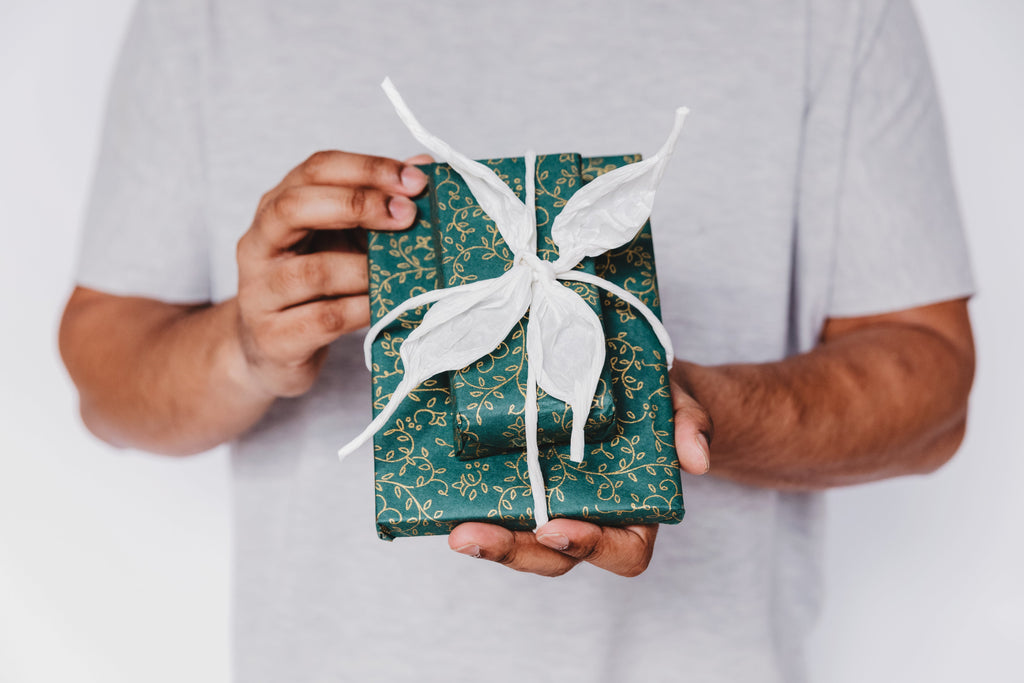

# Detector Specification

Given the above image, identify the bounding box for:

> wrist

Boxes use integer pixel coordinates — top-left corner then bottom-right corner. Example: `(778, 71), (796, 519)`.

(218, 297), (278, 405)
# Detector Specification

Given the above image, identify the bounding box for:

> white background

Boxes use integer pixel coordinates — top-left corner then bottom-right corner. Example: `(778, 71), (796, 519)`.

(0, 1), (1021, 681)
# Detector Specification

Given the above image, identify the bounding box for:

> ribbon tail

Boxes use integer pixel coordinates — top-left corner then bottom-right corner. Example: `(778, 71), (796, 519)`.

(338, 376), (416, 461)
(382, 77), (531, 255)
(524, 353), (549, 530)
(653, 106), (691, 165)
(569, 401), (587, 464)
(557, 271), (675, 365)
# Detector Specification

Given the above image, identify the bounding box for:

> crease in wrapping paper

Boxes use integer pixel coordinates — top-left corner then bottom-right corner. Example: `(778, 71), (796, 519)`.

(366, 155), (683, 540)
(433, 154), (616, 458)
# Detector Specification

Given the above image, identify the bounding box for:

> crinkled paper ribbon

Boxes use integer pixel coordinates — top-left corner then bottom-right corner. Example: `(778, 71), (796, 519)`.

(338, 78), (688, 529)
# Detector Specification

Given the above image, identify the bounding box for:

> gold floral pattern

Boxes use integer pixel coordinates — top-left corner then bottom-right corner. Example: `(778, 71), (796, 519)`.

(367, 155), (682, 540)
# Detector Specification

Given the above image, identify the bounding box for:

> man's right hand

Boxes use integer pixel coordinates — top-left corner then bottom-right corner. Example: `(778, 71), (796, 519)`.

(234, 151), (429, 398)
(61, 150), (429, 454)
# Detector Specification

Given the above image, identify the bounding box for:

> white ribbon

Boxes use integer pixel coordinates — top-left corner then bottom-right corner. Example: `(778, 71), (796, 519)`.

(338, 78), (688, 529)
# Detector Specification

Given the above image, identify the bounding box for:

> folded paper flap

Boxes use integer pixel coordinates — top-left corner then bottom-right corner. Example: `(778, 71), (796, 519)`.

(551, 107), (689, 265)
(380, 77), (533, 256)
(436, 155), (616, 457)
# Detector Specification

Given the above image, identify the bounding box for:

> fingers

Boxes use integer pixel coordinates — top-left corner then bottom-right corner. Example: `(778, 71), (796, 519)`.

(670, 374), (713, 475)
(271, 295), (370, 357)
(279, 150), (428, 197)
(449, 520), (659, 578)
(258, 250), (368, 312)
(247, 150), (430, 254)
(403, 153), (435, 166)
(249, 184), (418, 254)
(449, 523), (579, 578)
(536, 520), (658, 577)
(233, 150), (427, 399)
(241, 295), (370, 393)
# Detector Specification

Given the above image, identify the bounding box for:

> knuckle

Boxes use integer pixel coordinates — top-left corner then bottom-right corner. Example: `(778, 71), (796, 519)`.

(682, 402), (714, 444)
(494, 545), (517, 568)
(271, 265), (297, 297)
(316, 301), (349, 334)
(284, 314), (314, 342)
(538, 563), (574, 578)
(286, 256), (327, 292)
(678, 395), (713, 434)
(618, 533), (655, 577)
(575, 537), (603, 563)
(272, 187), (303, 219)
(702, 411), (715, 446)
(363, 155), (398, 186)
(256, 189), (274, 214)
(252, 203), (272, 233)
(347, 188), (369, 218)
(620, 556), (651, 578)
(303, 150), (333, 179)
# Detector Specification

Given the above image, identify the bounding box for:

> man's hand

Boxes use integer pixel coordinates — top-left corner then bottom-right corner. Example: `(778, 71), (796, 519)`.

(235, 151), (430, 398)
(447, 391), (711, 578)
(449, 521), (659, 578)
(60, 150), (432, 455)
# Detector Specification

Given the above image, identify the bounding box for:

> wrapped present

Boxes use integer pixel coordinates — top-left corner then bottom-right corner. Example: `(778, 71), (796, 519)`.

(338, 79), (688, 539)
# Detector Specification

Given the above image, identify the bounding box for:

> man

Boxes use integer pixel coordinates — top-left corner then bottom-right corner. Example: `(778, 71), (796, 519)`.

(60, 1), (974, 680)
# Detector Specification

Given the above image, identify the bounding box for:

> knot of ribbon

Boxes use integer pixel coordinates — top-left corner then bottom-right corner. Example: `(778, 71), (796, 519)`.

(338, 78), (689, 528)
(522, 252), (558, 283)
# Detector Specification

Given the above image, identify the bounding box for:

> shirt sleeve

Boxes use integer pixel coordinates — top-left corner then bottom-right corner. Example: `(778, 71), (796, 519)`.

(826, 0), (974, 317)
(76, 0), (211, 303)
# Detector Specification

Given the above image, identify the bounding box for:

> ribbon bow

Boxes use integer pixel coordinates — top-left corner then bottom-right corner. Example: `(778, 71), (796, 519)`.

(338, 78), (688, 527)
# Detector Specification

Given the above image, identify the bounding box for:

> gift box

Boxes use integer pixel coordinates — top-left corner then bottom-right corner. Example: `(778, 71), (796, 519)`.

(365, 154), (684, 540)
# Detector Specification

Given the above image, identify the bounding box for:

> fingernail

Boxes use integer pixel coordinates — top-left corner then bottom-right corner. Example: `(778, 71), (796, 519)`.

(454, 544), (481, 558)
(400, 165), (428, 192)
(695, 433), (710, 474)
(387, 195), (416, 222)
(537, 533), (569, 551)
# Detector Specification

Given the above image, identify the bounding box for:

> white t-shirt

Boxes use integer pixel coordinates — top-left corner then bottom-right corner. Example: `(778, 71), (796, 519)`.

(78, 1), (973, 681)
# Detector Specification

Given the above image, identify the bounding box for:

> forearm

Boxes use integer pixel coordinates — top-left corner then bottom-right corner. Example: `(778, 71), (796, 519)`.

(678, 301), (975, 489)
(60, 288), (273, 455)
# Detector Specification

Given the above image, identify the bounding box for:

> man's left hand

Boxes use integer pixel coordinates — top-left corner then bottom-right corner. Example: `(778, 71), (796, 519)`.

(448, 375), (711, 577)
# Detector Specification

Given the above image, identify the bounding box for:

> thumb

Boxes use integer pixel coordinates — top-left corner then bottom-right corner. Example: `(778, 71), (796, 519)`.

(670, 380), (713, 475)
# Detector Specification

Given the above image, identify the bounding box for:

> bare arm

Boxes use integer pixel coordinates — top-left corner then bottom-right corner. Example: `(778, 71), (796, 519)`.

(59, 151), (430, 455)
(60, 291), (267, 455)
(452, 297), (974, 576)
(673, 298), (974, 489)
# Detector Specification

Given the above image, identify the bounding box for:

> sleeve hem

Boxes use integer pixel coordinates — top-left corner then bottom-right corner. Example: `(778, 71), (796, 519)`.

(826, 283), (975, 319)
(75, 269), (212, 305)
